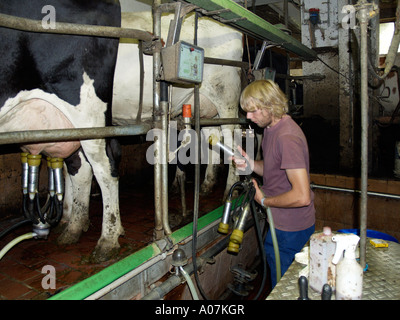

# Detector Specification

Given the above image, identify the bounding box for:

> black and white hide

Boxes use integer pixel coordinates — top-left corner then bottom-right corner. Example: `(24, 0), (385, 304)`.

(0, 0), (122, 262)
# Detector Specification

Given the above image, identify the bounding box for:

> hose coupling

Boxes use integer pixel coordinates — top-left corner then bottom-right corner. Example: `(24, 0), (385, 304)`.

(32, 221), (51, 239)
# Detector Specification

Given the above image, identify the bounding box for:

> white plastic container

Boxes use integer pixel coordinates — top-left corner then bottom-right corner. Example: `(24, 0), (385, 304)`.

(309, 226), (336, 293)
(332, 234), (363, 300)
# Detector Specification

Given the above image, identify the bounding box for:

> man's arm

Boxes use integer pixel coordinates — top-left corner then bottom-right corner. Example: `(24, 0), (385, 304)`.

(254, 168), (311, 208)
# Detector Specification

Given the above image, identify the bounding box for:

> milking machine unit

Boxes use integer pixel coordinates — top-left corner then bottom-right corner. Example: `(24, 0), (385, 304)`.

(0, 153), (64, 260)
(22, 154), (64, 236)
(209, 134), (281, 298)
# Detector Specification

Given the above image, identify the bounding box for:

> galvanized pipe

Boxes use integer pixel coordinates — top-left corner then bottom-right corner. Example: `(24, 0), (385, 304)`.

(0, 12), (154, 41)
(310, 183), (400, 200)
(0, 124), (152, 145)
(358, 3), (369, 269)
(153, 1), (164, 239)
(161, 85), (171, 235)
(195, 118), (249, 126)
(204, 57), (248, 68)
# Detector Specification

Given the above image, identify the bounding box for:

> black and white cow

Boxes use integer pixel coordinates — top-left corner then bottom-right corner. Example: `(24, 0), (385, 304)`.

(0, 0), (122, 262)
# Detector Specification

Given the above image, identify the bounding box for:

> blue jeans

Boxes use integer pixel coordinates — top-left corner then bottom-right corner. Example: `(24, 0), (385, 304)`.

(264, 225), (315, 288)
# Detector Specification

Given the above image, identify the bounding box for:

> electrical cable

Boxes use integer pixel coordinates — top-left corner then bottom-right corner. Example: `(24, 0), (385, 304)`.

(191, 10), (210, 300)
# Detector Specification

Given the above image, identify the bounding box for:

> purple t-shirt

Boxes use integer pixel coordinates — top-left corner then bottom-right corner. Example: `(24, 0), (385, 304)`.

(261, 115), (315, 231)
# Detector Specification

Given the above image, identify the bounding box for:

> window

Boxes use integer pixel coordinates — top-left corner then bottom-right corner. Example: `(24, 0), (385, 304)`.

(379, 22), (398, 55)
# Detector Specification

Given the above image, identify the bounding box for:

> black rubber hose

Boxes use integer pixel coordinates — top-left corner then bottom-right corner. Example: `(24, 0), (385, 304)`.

(250, 194), (268, 300)
(0, 219), (31, 240)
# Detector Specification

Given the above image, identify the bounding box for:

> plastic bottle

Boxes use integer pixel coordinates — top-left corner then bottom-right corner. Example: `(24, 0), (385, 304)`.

(332, 234), (363, 300)
(309, 226), (336, 293)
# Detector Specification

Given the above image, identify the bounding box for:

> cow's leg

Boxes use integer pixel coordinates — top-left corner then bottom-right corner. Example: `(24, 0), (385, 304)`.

(57, 151), (92, 244)
(200, 154), (220, 196)
(200, 126), (222, 196)
(174, 166), (187, 217)
(81, 139), (124, 263)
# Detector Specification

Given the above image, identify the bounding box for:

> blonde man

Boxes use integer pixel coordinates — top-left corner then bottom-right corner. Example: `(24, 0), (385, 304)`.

(233, 80), (315, 288)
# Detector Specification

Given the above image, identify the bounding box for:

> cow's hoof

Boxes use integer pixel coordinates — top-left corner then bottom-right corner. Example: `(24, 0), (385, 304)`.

(57, 228), (82, 245)
(90, 240), (120, 263)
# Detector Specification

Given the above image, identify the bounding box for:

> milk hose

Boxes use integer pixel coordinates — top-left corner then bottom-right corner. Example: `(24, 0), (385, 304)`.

(0, 232), (37, 261)
(266, 206), (281, 284)
(179, 266), (199, 300)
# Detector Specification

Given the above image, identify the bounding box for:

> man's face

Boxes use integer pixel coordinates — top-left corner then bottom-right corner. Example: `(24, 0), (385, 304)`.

(246, 108), (274, 128)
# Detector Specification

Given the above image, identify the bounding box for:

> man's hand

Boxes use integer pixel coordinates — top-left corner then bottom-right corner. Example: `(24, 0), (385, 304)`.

(230, 145), (254, 172)
(251, 178), (265, 206)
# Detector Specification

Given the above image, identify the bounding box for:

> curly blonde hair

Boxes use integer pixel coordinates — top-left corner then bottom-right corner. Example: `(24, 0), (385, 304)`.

(240, 79), (288, 118)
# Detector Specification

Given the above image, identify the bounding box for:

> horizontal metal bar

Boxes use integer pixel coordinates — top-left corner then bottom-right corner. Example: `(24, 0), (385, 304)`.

(204, 56), (249, 68)
(197, 118), (249, 126)
(0, 123), (152, 145)
(0, 13), (154, 41)
(310, 183), (400, 200)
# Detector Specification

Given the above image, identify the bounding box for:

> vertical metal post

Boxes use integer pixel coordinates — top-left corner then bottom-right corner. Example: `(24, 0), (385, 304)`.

(358, 2), (369, 269)
(153, 1), (164, 239)
(161, 82), (172, 235)
(284, 0), (290, 101)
